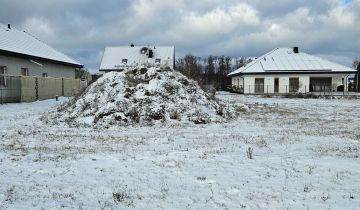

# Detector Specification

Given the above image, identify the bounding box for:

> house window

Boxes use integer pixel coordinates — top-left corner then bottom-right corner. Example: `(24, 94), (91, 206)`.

(255, 78), (264, 93)
(42, 73), (48, 77)
(309, 78), (332, 92)
(155, 58), (161, 64)
(0, 66), (7, 87)
(289, 78), (299, 92)
(122, 59), (128, 64)
(21, 68), (29, 76)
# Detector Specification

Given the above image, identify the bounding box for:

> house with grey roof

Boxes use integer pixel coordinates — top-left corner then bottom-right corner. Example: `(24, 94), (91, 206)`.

(0, 23), (83, 102)
(99, 45), (175, 72)
(228, 47), (357, 94)
(0, 23), (82, 79)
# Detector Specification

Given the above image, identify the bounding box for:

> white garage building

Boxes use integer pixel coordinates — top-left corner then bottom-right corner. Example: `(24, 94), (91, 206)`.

(228, 47), (356, 94)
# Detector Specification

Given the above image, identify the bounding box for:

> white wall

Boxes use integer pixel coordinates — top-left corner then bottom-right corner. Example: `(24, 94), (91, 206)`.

(244, 76), (255, 94)
(231, 76), (244, 92)
(237, 73), (349, 94)
(0, 54), (76, 78)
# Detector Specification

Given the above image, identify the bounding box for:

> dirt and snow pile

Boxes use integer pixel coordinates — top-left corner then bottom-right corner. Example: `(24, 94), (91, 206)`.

(48, 67), (243, 127)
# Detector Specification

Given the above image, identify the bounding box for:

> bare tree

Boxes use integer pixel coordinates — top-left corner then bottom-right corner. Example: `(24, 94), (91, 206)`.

(176, 54), (203, 83)
(176, 54), (238, 91)
(176, 57), (185, 73)
(235, 57), (248, 69)
(205, 56), (215, 85)
(218, 56), (226, 89)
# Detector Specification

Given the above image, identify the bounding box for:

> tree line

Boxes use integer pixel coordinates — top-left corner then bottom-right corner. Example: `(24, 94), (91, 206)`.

(175, 54), (251, 91)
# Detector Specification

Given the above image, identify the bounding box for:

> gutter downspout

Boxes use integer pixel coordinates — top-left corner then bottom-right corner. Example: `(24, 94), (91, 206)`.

(345, 73), (350, 93)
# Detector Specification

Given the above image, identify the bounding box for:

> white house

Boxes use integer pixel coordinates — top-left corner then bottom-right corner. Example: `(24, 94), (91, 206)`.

(228, 47), (357, 94)
(99, 45), (175, 72)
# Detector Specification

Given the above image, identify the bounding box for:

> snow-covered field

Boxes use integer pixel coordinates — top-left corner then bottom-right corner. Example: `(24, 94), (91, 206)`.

(0, 93), (359, 209)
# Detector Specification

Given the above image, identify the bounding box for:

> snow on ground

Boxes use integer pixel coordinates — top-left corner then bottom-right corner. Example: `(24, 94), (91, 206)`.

(0, 93), (359, 209)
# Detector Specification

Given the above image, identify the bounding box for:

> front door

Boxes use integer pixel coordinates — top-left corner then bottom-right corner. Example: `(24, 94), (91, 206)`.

(274, 78), (279, 93)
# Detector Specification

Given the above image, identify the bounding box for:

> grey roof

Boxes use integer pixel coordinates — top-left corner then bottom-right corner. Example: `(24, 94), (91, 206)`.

(228, 48), (356, 76)
(0, 23), (82, 67)
(100, 46), (175, 70)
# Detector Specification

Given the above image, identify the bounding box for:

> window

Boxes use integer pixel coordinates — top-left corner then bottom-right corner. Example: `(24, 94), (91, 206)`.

(0, 66), (7, 87)
(122, 59), (128, 64)
(309, 78), (332, 92)
(21, 68), (29, 76)
(42, 73), (48, 77)
(155, 58), (161, 64)
(289, 78), (299, 92)
(255, 78), (264, 93)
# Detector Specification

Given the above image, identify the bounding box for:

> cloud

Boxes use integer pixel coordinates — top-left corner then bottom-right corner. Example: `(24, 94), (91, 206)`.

(0, 0), (359, 72)
(167, 3), (259, 44)
(21, 17), (55, 38)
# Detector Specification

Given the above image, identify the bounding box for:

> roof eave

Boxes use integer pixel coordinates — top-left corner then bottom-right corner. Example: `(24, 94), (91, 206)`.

(229, 70), (356, 76)
(0, 49), (83, 68)
(99, 69), (124, 72)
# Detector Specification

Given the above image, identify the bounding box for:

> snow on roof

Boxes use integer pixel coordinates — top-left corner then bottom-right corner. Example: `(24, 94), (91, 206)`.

(228, 48), (356, 76)
(99, 46), (175, 71)
(0, 23), (82, 67)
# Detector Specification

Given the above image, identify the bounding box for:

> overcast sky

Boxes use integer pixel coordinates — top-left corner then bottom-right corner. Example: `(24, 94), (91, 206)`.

(1, 0), (359, 72)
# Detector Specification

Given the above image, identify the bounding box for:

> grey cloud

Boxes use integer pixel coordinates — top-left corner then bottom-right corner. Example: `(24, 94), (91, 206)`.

(0, 0), (359, 72)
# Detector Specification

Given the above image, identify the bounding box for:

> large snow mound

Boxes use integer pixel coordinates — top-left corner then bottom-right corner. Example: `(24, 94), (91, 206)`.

(47, 67), (242, 127)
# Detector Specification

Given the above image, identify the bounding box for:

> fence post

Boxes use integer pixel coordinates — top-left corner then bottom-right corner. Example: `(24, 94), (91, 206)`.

(331, 86), (333, 97)
(35, 77), (39, 100)
(19, 76), (22, 102)
(62, 78), (65, 96)
(0, 75), (3, 104)
(0, 85), (2, 104)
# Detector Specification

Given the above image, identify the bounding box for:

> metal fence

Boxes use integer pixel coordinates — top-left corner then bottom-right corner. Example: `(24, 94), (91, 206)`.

(0, 75), (80, 104)
(231, 84), (359, 96)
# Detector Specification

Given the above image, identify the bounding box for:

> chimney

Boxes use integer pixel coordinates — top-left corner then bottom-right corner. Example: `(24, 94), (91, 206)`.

(148, 49), (153, 58)
(7, 24), (11, 29)
(293, 47), (299, 54)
